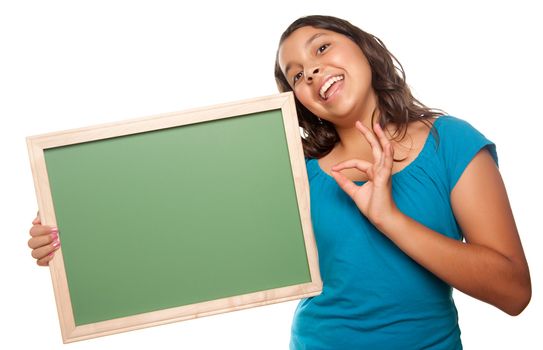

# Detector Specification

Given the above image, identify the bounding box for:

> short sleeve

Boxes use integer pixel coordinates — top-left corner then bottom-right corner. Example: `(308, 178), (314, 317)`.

(435, 116), (498, 192)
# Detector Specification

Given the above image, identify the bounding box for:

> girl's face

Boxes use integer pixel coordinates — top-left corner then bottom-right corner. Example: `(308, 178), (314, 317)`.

(278, 26), (376, 126)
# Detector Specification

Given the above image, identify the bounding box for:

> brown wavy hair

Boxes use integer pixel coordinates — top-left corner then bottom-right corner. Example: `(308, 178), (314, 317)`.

(274, 15), (443, 159)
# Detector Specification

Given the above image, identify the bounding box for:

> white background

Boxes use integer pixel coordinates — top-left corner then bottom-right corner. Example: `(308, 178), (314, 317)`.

(1, 0), (541, 349)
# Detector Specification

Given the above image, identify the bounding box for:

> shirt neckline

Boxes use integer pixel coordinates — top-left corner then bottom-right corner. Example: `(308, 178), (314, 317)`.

(313, 116), (444, 184)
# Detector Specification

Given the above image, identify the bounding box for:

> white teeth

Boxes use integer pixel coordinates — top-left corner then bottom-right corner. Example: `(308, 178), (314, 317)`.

(319, 75), (344, 99)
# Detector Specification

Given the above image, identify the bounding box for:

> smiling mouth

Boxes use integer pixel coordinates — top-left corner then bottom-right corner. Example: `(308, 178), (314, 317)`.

(319, 75), (344, 100)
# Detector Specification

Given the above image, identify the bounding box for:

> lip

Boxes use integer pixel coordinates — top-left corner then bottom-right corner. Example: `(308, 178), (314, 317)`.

(318, 74), (344, 101)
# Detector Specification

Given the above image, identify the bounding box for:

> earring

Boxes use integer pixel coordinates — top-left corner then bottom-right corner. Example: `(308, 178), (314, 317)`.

(317, 117), (324, 124)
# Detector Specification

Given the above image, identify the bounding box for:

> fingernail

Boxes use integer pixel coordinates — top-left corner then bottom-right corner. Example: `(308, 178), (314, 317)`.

(50, 227), (58, 234)
(50, 231), (58, 240)
(52, 239), (61, 248)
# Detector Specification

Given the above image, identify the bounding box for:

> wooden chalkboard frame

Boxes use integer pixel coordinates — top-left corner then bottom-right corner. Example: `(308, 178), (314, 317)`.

(27, 92), (322, 343)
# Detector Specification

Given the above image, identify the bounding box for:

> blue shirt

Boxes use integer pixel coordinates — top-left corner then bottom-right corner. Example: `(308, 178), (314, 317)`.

(290, 116), (498, 350)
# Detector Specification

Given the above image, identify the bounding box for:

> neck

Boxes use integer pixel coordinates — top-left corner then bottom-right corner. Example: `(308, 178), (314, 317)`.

(334, 120), (373, 156)
(333, 95), (379, 157)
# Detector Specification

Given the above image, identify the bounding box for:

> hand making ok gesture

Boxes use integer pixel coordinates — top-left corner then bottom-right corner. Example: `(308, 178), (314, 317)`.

(330, 121), (399, 229)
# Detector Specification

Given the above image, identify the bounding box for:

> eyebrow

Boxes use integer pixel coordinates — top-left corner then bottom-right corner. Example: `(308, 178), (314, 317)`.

(284, 32), (328, 77)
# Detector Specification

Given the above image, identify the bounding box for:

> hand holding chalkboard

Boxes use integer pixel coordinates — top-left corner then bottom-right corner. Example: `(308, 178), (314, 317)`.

(28, 214), (60, 266)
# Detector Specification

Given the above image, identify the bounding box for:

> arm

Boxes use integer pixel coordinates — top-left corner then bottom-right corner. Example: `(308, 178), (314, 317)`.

(332, 122), (531, 315)
(380, 149), (531, 315)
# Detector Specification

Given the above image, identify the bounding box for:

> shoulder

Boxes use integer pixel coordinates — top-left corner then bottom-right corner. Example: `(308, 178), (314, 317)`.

(430, 115), (499, 191)
(433, 115), (480, 135)
(433, 115), (494, 150)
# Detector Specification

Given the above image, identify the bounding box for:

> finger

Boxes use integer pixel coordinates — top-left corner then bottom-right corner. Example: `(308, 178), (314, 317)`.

(29, 224), (57, 238)
(372, 122), (389, 144)
(330, 170), (360, 198)
(31, 240), (61, 261)
(383, 141), (394, 171)
(32, 215), (41, 225)
(37, 252), (56, 267)
(356, 121), (382, 162)
(373, 123), (393, 167)
(332, 158), (372, 173)
(28, 230), (58, 249)
(372, 142), (394, 187)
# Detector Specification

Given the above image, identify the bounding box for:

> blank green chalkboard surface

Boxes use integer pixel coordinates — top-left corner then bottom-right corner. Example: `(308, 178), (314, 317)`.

(27, 92), (321, 343)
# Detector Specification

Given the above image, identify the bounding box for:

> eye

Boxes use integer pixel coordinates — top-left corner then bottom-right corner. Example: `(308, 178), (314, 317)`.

(292, 71), (303, 85)
(317, 43), (330, 54)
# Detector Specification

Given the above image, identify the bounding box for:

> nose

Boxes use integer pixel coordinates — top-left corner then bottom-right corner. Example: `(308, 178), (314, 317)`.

(305, 66), (320, 82)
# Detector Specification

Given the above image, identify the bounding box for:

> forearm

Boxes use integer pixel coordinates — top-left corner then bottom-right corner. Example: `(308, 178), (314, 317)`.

(378, 211), (531, 315)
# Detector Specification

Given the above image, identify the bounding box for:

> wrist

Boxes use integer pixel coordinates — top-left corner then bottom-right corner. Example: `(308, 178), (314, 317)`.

(372, 206), (406, 236)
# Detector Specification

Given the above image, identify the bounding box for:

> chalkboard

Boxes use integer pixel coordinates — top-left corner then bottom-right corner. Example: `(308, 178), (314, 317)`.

(27, 92), (321, 343)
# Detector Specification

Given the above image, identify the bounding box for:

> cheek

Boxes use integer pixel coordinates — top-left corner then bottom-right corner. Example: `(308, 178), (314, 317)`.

(294, 87), (313, 108)
(297, 96), (325, 119)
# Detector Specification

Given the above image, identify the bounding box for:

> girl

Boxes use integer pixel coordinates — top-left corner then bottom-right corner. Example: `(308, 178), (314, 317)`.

(273, 15), (531, 349)
(29, 15), (531, 349)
